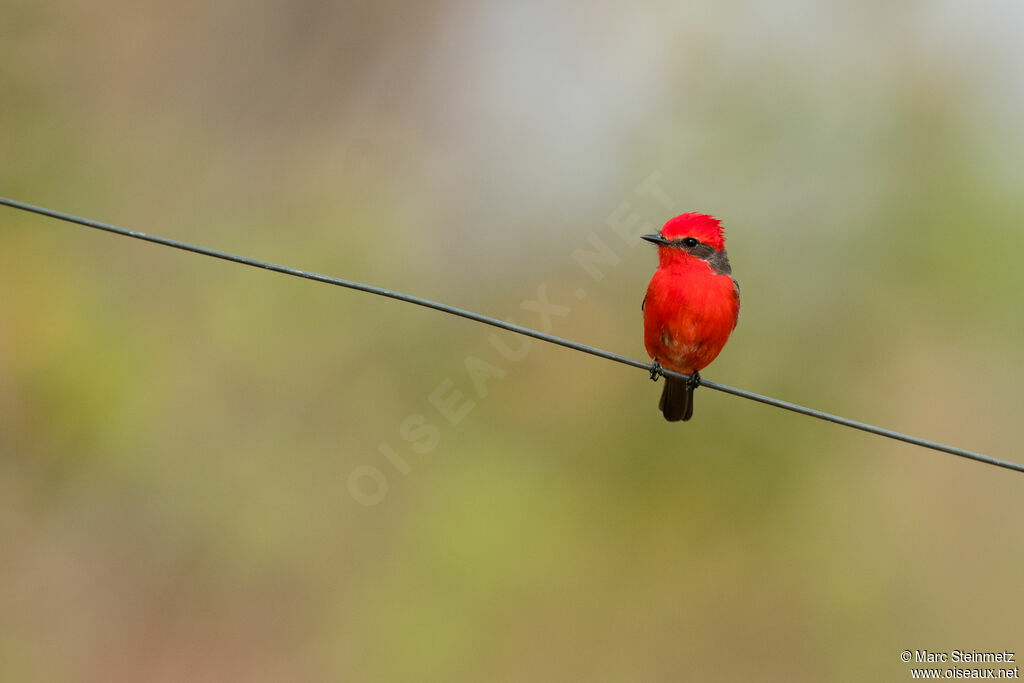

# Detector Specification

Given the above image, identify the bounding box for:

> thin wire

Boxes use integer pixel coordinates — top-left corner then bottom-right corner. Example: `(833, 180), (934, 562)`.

(4, 195), (1021, 474)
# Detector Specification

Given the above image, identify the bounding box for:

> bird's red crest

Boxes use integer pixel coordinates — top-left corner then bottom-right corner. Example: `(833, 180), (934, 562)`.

(661, 213), (726, 251)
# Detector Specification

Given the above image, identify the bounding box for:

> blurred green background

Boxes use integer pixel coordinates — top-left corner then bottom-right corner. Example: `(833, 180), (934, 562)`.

(3, 1), (1023, 680)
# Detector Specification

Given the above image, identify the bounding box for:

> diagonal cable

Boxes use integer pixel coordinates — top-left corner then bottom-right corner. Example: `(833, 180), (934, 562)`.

(3, 196), (1020, 474)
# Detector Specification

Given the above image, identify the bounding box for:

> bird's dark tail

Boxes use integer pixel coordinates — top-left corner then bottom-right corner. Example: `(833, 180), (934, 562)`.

(659, 376), (694, 422)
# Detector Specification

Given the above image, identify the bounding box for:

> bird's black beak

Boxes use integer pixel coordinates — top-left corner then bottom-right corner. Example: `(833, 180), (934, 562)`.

(641, 233), (669, 246)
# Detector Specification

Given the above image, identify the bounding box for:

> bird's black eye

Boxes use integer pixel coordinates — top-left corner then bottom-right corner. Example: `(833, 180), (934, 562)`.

(681, 237), (699, 248)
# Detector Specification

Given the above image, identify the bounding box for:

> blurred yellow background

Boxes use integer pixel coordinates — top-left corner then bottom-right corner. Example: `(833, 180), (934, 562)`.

(3, 1), (1023, 680)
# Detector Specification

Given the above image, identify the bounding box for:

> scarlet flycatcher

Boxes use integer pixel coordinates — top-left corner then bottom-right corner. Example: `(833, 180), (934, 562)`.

(642, 213), (740, 421)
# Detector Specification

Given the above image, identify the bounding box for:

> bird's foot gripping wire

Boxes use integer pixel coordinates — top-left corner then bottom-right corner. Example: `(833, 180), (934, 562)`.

(649, 359), (663, 382)
(686, 370), (702, 389)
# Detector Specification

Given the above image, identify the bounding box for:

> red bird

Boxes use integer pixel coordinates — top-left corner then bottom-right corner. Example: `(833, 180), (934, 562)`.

(642, 213), (740, 421)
